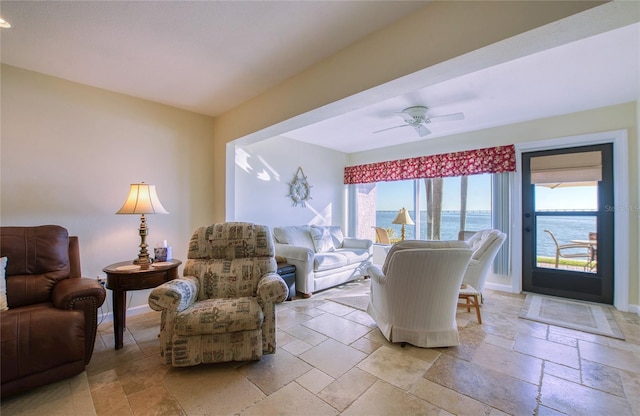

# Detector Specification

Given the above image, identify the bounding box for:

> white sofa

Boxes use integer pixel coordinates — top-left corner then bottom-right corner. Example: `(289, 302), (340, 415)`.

(273, 225), (373, 296)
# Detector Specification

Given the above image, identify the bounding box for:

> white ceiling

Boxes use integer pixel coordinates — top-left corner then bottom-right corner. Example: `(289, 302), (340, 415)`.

(286, 22), (640, 152)
(0, 1), (425, 115)
(1, 1), (639, 154)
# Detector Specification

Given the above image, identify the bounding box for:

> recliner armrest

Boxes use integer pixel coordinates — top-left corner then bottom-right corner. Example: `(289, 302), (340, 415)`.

(257, 273), (288, 304)
(52, 278), (106, 310)
(148, 276), (199, 312)
(52, 277), (107, 365)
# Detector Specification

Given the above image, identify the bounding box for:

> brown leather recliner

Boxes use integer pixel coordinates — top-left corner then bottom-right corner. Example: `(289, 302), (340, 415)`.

(0, 225), (106, 397)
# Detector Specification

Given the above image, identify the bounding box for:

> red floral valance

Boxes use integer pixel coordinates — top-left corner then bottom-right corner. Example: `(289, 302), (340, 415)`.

(344, 144), (516, 184)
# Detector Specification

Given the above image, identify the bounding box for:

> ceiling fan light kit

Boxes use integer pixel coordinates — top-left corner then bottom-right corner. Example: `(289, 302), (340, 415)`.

(373, 105), (465, 137)
(399, 106), (429, 122)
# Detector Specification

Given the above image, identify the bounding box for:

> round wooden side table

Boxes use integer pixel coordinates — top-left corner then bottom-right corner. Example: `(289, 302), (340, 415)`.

(103, 259), (181, 350)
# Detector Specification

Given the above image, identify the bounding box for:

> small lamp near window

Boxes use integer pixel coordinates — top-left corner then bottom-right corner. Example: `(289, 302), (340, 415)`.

(116, 183), (168, 269)
(392, 207), (414, 241)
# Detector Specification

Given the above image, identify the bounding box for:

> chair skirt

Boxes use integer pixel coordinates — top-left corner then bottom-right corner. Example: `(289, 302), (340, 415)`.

(171, 330), (263, 367)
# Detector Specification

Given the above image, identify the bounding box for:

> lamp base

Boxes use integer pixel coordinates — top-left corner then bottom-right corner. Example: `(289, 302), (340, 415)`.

(133, 255), (152, 270)
(134, 213), (152, 269)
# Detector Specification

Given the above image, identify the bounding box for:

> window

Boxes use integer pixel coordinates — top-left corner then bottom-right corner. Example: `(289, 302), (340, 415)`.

(346, 145), (515, 274)
(373, 174), (493, 241)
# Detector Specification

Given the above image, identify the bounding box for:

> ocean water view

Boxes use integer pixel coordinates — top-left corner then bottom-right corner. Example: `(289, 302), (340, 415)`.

(376, 211), (597, 258)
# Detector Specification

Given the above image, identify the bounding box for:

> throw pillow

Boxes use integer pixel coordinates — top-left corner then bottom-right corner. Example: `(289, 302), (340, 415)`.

(309, 226), (335, 253)
(273, 226), (315, 251)
(1, 256), (8, 311)
(328, 226), (345, 248)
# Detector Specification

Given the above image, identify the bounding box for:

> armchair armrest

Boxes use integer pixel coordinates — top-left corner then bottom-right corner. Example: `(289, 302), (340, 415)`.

(558, 242), (593, 251)
(52, 277), (106, 310)
(367, 264), (387, 286)
(148, 276), (199, 312)
(342, 237), (373, 251)
(257, 272), (288, 304)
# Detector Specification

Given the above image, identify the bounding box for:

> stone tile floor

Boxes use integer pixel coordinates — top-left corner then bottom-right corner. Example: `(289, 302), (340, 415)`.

(4, 278), (640, 415)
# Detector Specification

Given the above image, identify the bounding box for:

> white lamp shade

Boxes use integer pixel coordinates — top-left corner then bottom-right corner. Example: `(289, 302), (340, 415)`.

(392, 208), (414, 225)
(116, 183), (169, 215)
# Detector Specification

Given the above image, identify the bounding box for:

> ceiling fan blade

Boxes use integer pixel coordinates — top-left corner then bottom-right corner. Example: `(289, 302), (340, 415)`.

(414, 124), (431, 137)
(373, 124), (411, 134)
(428, 112), (465, 123)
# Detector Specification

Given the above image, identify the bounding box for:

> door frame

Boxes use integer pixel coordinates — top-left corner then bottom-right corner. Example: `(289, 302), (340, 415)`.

(511, 129), (630, 311)
(522, 143), (614, 304)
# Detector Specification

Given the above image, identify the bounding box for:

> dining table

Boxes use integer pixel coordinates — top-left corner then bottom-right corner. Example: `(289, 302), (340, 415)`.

(570, 239), (597, 269)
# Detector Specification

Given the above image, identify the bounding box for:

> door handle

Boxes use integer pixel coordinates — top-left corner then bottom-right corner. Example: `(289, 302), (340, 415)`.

(524, 213), (531, 218)
(524, 227), (531, 232)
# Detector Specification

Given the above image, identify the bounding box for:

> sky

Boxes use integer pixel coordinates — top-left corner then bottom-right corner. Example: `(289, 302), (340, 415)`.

(534, 185), (597, 211)
(376, 174), (598, 212)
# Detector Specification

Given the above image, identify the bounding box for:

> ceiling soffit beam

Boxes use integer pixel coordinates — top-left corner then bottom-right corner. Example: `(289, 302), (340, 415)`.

(214, 1), (613, 147)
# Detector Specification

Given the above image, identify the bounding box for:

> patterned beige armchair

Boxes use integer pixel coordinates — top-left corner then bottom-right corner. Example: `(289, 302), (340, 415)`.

(149, 223), (288, 367)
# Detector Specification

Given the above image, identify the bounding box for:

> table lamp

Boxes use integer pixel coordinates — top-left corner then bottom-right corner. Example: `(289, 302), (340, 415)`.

(392, 207), (414, 241)
(116, 182), (168, 269)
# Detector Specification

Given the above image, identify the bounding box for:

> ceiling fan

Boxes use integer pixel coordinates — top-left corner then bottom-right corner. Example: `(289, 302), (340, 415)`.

(373, 105), (465, 137)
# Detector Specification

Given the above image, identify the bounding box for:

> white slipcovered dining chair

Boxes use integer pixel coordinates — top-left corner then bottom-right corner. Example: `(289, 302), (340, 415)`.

(460, 229), (507, 299)
(366, 240), (473, 348)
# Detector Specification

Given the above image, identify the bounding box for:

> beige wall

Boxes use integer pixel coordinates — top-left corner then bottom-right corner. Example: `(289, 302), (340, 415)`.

(1, 64), (216, 311)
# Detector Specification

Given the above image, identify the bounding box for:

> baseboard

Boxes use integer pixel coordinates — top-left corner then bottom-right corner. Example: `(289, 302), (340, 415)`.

(97, 304), (154, 324)
(484, 282), (515, 293)
(628, 303), (640, 317)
